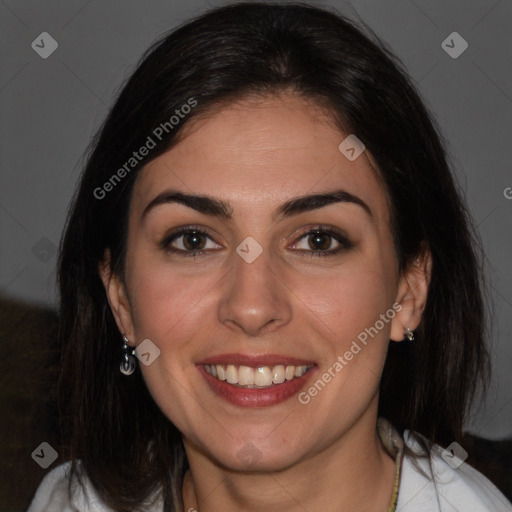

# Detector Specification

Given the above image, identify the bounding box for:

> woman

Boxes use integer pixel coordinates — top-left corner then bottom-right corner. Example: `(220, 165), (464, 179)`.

(27, 2), (511, 511)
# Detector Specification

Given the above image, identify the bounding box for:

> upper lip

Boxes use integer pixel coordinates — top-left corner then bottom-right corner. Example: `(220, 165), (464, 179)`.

(196, 353), (315, 367)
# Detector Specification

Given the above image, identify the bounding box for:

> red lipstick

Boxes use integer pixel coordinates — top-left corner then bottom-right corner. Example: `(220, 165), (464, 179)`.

(196, 354), (317, 407)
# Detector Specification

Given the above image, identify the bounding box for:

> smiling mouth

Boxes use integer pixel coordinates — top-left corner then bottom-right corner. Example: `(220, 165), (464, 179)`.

(203, 364), (313, 388)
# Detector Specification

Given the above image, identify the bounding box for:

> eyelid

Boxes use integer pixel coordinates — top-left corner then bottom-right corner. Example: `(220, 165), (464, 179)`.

(159, 225), (221, 253)
(289, 224), (353, 255)
(292, 224), (350, 242)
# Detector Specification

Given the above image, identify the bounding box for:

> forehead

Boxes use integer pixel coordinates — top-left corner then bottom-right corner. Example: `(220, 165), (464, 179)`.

(131, 93), (390, 224)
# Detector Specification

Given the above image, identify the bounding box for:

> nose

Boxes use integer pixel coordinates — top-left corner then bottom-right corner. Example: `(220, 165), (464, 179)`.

(217, 244), (292, 337)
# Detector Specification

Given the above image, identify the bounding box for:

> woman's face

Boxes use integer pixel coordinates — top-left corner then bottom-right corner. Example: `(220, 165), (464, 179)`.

(105, 93), (423, 471)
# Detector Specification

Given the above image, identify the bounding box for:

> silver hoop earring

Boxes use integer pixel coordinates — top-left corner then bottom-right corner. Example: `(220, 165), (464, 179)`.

(120, 334), (136, 375)
(405, 327), (415, 342)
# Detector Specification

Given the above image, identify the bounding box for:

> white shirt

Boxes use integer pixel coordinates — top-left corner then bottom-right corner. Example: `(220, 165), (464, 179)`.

(27, 431), (512, 512)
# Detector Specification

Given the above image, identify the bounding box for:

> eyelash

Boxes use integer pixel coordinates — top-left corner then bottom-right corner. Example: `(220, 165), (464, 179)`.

(159, 224), (353, 259)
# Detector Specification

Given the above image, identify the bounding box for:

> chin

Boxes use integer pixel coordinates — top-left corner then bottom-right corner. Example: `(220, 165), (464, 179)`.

(206, 438), (309, 473)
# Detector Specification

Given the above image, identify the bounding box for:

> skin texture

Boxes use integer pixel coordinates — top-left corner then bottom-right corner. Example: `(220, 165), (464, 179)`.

(100, 92), (431, 512)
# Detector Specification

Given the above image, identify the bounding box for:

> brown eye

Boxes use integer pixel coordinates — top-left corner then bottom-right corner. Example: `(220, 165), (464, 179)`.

(182, 231), (207, 251)
(291, 226), (353, 258)
(160, 227), (222, 257)
(307, 231), (334, 251)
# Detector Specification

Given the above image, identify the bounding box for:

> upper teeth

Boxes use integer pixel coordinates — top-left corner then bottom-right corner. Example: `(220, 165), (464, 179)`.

(204, 364), (312, 388)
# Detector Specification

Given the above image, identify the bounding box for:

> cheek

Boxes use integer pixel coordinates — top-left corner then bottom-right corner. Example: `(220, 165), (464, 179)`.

(126, 255), (219, 348)
(295, 267), (395, 418)
(292, 259), (396, 353)
(124, 260), (218, 430)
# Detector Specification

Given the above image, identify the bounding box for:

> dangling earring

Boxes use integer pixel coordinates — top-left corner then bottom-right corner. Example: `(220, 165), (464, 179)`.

(405, 327), (415, 342)
(120, 334), (136, 375)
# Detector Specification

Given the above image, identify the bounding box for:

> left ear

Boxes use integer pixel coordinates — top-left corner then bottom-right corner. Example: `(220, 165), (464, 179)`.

(390, 243), (432, 342)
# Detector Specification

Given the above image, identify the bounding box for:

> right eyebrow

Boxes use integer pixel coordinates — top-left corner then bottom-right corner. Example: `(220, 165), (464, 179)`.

(142, 190), (233, 220)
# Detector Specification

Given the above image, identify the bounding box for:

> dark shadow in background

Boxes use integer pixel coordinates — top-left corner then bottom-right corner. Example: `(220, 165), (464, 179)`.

(0, 295), (60, 512)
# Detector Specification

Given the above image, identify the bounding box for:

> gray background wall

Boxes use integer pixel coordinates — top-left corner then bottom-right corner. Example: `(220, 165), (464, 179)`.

(1, 0), (511, 438)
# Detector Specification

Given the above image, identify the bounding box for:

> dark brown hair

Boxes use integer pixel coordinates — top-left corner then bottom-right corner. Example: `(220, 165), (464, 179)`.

(57, 2), (489, 510)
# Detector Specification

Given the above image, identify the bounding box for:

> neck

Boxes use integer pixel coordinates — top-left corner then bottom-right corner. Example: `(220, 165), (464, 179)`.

(182, 409), (397, 512)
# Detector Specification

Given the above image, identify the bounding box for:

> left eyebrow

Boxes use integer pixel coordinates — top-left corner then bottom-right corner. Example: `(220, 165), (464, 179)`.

(141, 188), (372, 221)
(274, 189), (372, 221)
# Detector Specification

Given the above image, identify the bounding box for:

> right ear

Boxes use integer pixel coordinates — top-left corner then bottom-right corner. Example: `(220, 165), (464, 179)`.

(98, 249), (136, 343)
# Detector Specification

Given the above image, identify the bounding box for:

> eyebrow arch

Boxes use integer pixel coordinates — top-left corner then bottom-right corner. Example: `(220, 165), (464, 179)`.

(274, 189), (372, 221)
(142, 191), (233, 220)
(141, 188), (372, 221)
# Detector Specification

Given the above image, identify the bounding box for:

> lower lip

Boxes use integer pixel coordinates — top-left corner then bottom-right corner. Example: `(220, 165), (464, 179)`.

(197, 365), (317, 407)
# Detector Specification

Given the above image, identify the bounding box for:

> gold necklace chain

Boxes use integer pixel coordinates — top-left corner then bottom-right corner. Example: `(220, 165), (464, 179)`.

(386, 446), (403, 512)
